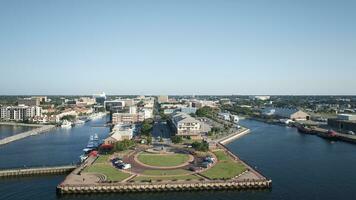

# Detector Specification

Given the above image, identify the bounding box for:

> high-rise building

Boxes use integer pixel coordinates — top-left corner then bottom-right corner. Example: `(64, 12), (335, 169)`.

(93, 92), (107, 105)
(158, 95), (169, 103)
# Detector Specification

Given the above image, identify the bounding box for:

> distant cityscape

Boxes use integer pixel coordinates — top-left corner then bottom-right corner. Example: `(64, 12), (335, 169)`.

(1, 94), (356, 135)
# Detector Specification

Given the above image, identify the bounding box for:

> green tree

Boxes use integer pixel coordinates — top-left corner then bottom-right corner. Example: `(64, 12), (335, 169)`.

(171, 135), (183, 144)
(191, 141), (209, 152)
(196, 106), (218, 118)
(115, 139), (135, 151)
(146, 134), (152, 145)
(60, 115), (76, 121)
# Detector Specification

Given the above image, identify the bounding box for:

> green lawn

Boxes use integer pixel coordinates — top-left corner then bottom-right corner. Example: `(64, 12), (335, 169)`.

(94, 155), (111, 164)
(141, 169), (190, 176)
(200, 150), (246, 180)
(137, 153), (190, 167)
(133, 174), (200, 182)
(83, 163), (131, 181)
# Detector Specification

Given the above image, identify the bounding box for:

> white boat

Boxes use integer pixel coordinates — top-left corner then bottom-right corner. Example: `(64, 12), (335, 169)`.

(74, 119), (85, 125)
(80, 154), (88, 162)
(88, 112), (106, 120)
(61, 120), (72, 128)
(93, 133), (99, 141)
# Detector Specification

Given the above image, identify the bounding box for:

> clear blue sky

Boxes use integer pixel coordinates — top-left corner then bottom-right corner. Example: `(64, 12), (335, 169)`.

(0, 0), (355, 95)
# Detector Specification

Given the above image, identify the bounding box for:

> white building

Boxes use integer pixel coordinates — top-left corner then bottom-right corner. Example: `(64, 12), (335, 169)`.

(141, 108), (153, 119)
(218, 112), (230, 121)
(261, 107), (310, 121)
(104, 124), (133, 144)
(171, 112), (202, 139)
(250, 96), (271, 101)
(55, 110), (77, 122)
(0, 105), (42, 121)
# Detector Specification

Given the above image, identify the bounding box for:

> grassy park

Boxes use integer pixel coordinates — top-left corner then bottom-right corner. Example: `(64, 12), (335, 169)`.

(137, 153), (190, 167)
(141, 169), (190, 176)
(81, 147), (248, 183)
(200, 150), (247, 179)
(83, 156), (131, 181)
(133, 174), (200, 182)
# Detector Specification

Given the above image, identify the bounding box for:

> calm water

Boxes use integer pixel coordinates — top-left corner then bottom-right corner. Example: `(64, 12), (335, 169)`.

(1, 119), (356, 200)
(0, 125), (35, 139)
(0, 116), (110, 169)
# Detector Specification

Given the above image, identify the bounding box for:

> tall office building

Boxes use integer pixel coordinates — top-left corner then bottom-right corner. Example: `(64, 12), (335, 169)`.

(93, 92), (107, 105)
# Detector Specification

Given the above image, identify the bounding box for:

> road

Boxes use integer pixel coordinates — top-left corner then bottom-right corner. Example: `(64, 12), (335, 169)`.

(152, 115), (172, 139)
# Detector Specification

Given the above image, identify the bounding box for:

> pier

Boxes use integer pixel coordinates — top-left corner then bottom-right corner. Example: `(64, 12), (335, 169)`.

(0, 125), (55, 146)
(0, 165), (77, 178)
(218, 128), (251, 145)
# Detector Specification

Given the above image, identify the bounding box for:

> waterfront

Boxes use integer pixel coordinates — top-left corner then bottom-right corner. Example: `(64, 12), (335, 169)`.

(0, 116), (110, 169)
(1, 119), (356, 199)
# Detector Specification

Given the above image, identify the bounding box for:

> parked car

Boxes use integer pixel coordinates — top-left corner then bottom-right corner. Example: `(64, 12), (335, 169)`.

(201, 161), (212, 168)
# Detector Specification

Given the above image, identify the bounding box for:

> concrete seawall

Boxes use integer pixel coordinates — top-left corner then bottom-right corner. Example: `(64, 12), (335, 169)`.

(0, 165), (76, 177)
(57, 179), (272, 194)
(218, 128), (251, 145)
(0, 122), (43, 127)
(0, 125), (55, 146)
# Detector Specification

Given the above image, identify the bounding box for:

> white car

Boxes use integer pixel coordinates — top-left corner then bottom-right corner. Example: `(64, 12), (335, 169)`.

(122, 163), (131, 169)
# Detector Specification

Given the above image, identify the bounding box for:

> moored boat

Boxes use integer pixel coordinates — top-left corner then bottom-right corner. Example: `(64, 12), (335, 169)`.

(317, 130), (338, 140)
(61, 120), (72, 128)
(297, 125), (315, 134)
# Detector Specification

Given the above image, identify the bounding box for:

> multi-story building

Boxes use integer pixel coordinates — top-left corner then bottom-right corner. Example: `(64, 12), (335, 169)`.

(191, 100), (217, 108)
(171, 112), (202, 139)
(55, 110), (77, 122)
(104, 124), (134, 144)
(32, 96), (47, 103)
(93, 92), (106, 105)
(0, 105), (42, 121)
(158, 95), (169, 103)
(261, 107), (310, 121)
(76, 97), (96, 106)
(141, 108), (153, 119)
(124, 99), (134, 107)
(328, 114), (356, 132)
(18, 98), (40, 106)
(112, 112), (144, 124)
(104, 100), (125, 112)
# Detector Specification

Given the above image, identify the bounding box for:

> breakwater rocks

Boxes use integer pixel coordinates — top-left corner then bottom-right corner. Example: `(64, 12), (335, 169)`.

(0, 165), (76, 177)
(0, 125), (55, 145)
(57, 179), (272, 194)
